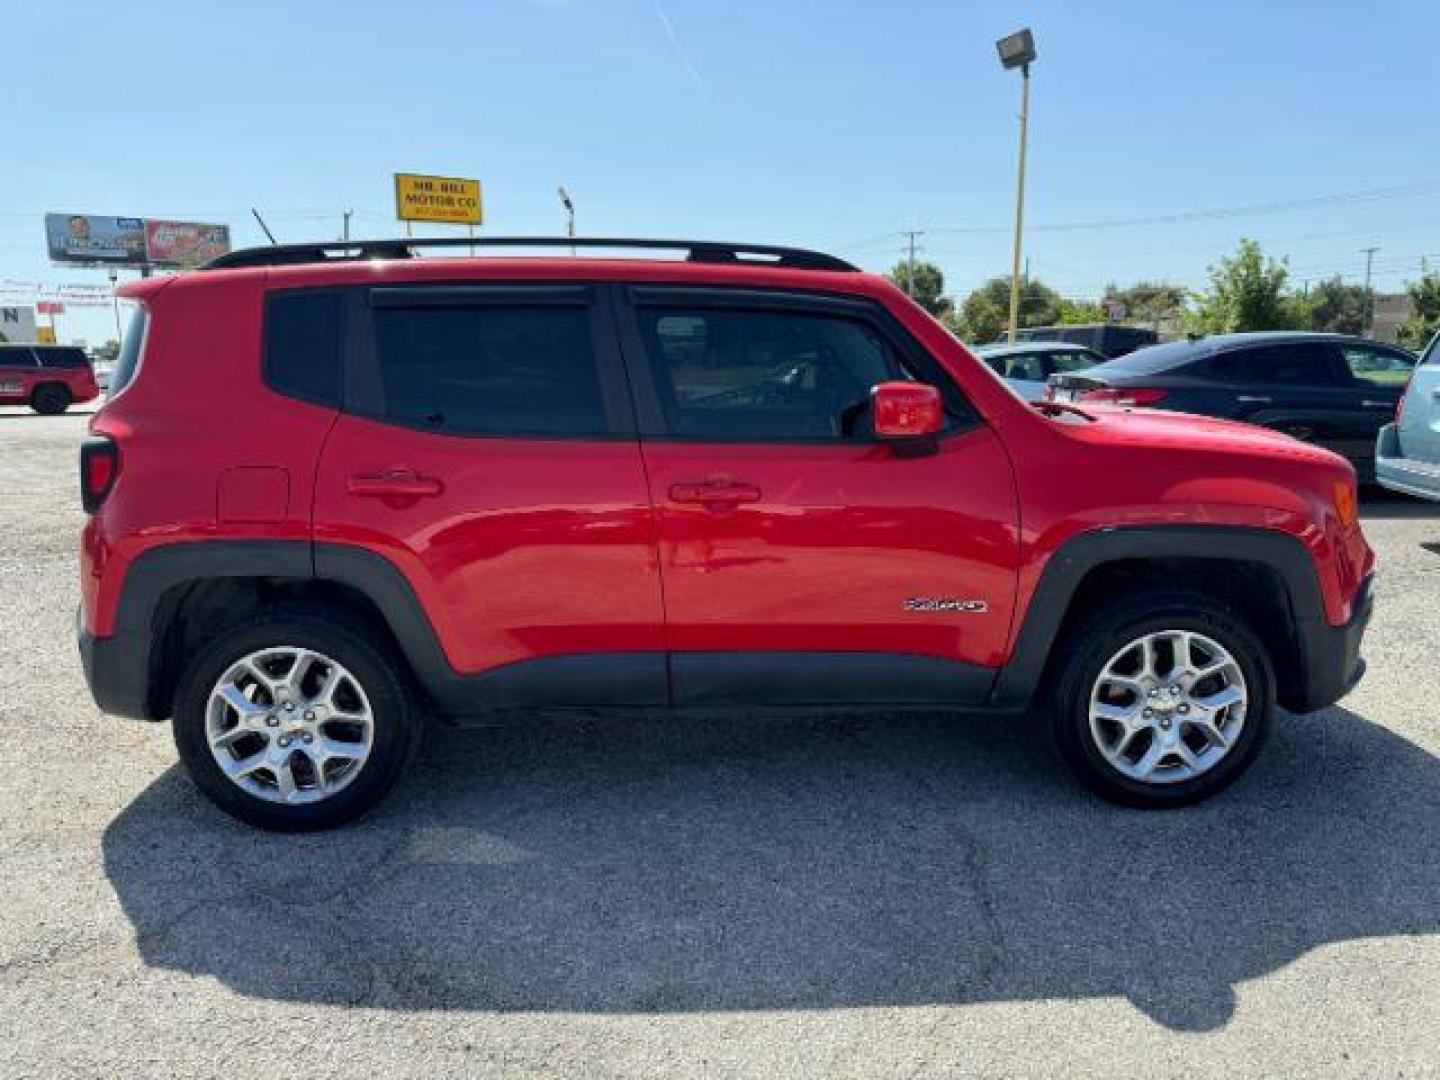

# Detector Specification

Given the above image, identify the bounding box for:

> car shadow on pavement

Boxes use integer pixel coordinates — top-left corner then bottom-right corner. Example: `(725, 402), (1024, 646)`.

(102, 705), (1439, 1031)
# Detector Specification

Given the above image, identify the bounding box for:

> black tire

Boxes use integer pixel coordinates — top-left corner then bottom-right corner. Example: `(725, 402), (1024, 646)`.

(171, 609), (421, 831)
(30, 383), (70, 415)
(1049, 590), (1274, 808)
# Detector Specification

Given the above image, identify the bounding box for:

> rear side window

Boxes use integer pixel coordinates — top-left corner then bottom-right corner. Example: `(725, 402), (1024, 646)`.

(265, 292), (343, 407)
(1223, 344), (1340, 386)
(37, 348), (89, 369)
(107, 307), (148, 398)
(371, 305), (606, 436)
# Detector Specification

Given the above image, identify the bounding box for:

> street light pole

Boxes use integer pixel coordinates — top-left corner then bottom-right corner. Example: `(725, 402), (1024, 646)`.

(997, 29), (1037, 343)
(108, 269), (122, 343)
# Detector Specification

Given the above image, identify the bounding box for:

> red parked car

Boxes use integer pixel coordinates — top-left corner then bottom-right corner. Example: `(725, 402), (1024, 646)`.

(0, 344), (100, 413)
(77, 238), (1374, 829)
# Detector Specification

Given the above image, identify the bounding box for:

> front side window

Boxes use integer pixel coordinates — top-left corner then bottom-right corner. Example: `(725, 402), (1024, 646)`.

(636, 307), (926, 439)
(373, 305), (606, 436)
(1340, 344), (1415, 388)
(0, 348), (38, 369)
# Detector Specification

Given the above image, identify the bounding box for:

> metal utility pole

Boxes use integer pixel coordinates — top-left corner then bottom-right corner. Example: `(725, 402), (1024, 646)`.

(1361, 246), (1379, 333)
(342, 209), (353, 242)
(902, 230), (923, 297)
(996, 29), (1037, 343)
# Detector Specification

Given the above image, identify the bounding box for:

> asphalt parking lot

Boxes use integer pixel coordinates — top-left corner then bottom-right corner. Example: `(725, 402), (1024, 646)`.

(1, 406), (1437, 1079)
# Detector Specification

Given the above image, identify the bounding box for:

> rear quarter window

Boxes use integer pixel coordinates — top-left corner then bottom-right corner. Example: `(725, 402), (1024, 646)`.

(107, 306), (148, 399)
(264, 292), (344, 407)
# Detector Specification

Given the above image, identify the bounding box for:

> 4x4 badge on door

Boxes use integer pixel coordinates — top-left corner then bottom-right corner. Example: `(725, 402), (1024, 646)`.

(903, 597), (989, 613)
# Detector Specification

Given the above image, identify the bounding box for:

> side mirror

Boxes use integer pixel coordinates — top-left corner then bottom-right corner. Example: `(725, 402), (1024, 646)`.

(872, 381), (943, 442)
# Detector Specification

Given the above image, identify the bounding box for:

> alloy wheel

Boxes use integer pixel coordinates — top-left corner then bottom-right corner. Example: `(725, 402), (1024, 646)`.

(1087, 629), (1248, 785)
(205, 646), (375, 804)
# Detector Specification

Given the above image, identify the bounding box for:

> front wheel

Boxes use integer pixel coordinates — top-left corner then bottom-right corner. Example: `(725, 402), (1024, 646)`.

(172, 610), (421, 830)
(1050, 592), (1274, 808)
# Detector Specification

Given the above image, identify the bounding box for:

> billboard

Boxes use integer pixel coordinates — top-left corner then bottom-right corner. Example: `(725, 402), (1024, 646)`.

(394, 173), (483, 224)
(0, 306), (38, 344)
(45, 214), (147, 265)
(144, 220), (231, 267)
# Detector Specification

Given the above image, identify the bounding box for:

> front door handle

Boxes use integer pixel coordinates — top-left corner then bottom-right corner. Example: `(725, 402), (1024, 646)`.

(1237, 395), (1273, 404)
(347, 469), (444, 498)
(1361, 400), (1393, 410)
(669, 480), (762, 506)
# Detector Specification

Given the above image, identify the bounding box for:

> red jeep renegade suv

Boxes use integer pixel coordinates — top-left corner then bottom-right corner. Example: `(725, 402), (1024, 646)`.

(77, 238), (1374, 830)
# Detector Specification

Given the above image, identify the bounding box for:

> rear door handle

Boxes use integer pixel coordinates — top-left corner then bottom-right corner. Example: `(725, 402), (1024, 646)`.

(347, 469), (444, 498)
(668, 480), (762, 506)
(1237, 395), (1273, 404)
(1362, 400), (1393, 410)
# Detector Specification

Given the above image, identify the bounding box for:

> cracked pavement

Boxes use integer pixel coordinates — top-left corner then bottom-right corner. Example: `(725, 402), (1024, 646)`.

(1, 407), (1438, 1078)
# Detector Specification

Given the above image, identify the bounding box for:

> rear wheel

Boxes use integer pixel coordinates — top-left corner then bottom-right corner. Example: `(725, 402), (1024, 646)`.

(1050, 591), (1274, 807)
(171, 610), (421, 831)
(30, 383), (70, 415)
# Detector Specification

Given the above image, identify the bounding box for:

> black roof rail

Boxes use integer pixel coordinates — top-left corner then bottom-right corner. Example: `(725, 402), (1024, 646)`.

(203, 236), (859, 272)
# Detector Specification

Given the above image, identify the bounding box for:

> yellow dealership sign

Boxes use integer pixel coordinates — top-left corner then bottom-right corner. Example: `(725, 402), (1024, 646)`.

(394, 173), (483, 225)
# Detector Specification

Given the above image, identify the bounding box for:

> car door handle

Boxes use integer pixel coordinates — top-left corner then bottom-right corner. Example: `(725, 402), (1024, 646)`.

(347, 470), (444, 498)
(1362, 400), (1393, 410)
(1237, 395), (1273, 404)
(668, 480), (762, 506)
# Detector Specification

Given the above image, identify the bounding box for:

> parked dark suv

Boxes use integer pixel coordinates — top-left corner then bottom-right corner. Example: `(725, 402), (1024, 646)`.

(1048, 332), (1417, 480)
(78, 238), (1374, 829)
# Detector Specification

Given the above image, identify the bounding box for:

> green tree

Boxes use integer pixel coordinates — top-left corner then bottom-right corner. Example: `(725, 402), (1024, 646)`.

(1058, 297), (1105, 324)
(888, 260), (953, 319)
(1191, 239), (1301, 333)
(1397, 269), (1440, 350)
(1105, 281), (1188, 325)
(954, 276), (1062, 342)
(1295, 276), (1371, 335)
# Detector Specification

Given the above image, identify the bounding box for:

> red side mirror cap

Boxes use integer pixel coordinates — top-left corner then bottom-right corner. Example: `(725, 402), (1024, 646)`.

(872, 381), (943, 440)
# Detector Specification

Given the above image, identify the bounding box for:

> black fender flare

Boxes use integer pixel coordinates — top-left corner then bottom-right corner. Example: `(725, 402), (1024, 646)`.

(987, 525), (1331, 710)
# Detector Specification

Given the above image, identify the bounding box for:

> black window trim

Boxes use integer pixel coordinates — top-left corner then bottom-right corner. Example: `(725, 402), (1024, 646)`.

(612, 284), (981, 444)
(345, 281), (635, 441)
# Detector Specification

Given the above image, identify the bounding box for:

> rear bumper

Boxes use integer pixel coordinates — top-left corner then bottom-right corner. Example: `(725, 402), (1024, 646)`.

(1376, 423), (1440, 501)
(76, 608), (158, 721)
(1285, 574), (1372, 714)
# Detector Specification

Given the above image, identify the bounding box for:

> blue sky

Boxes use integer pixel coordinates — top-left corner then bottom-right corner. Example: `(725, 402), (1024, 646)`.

(6, 0), (1440, 343)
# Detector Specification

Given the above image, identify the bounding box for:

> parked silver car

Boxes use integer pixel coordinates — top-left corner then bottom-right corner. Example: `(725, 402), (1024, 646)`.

(1376, 332), (1440, 500)
(972, 341), (1107, 401)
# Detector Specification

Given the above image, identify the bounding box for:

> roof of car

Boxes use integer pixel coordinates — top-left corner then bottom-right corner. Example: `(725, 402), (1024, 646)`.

(973, 341), (1098, 356)
(1169, 331), (1403, 354)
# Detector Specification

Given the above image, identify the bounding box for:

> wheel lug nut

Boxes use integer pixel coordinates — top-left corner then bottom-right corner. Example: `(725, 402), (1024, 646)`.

(284, 702), (295, 712)
(1143, 708), (1154, 718)
(303, 710), (315, 722)
(1178, 704), (1190, 714)
(265, 715), (279, 727)
(302, 733), (313, 744)
(278, 735), (291, 747)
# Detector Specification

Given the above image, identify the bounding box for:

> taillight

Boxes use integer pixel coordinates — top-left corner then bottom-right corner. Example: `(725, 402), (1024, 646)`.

(1079, 387), (1168, 407)
(80, 434), (119, 513)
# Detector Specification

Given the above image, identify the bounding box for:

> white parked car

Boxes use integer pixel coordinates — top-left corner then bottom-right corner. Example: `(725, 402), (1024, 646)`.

(1376, 331), (1440, 500)
(971, 341), (1108, 401)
